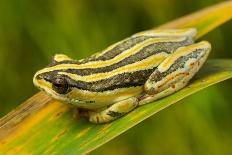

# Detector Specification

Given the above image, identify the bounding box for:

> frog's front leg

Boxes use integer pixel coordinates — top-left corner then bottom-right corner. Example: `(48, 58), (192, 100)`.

(140, 41), (211, 105)
(88, 97), (138, 123)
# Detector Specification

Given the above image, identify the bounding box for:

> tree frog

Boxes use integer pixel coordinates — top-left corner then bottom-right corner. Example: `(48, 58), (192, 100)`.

(33, 28), (211, 123)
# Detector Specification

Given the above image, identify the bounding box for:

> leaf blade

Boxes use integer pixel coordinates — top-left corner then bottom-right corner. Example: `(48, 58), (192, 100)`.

(157, 0), (232, 39)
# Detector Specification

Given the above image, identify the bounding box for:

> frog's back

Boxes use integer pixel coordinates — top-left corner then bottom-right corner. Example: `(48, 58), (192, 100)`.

(50, 34), (193, 93)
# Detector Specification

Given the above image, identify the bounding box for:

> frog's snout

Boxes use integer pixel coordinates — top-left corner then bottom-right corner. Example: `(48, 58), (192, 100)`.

(33, 71), (51, 90)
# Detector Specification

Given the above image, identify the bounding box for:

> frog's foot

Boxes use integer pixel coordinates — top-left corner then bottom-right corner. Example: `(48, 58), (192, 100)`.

(140, 41), (211, 105)
(88, 97), (138, 124)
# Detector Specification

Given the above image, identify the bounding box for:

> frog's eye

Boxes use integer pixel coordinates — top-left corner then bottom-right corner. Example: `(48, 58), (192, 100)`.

(52, 76), (70, 94)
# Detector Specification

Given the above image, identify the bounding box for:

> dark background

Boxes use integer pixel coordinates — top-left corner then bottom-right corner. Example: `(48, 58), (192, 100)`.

(0, 0), (232, 154)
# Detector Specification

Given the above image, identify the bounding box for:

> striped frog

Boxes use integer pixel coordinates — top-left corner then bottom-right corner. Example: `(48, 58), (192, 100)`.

(33, 28), (211, 123)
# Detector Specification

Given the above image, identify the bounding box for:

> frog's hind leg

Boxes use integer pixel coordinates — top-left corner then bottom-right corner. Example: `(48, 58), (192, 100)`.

(88, 97), (138, 123)
(140, 41), (211, 105)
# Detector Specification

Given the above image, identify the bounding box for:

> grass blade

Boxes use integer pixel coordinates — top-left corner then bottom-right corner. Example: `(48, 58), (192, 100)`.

(157, 0), (232, 39)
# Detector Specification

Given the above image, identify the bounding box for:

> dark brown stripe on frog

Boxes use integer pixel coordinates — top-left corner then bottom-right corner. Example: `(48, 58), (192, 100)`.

(41, 68), (155, 92)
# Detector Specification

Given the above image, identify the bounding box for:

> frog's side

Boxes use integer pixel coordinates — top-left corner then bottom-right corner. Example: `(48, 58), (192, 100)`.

(33, 28), (211, 123)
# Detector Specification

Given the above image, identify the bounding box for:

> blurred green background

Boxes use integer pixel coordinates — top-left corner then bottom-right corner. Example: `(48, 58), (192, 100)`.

(0, 0), (232, 154)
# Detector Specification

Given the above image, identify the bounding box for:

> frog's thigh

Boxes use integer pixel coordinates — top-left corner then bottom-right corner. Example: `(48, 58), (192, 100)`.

(141, 41), (211, 105)
(89, 97), (138, 123)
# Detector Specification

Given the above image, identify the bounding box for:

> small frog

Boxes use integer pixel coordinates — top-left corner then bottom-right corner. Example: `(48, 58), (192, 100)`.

(33, 28), (211, 123)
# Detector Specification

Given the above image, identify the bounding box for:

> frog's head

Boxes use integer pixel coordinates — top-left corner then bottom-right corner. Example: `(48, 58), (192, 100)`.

(33, 54), (78, 103)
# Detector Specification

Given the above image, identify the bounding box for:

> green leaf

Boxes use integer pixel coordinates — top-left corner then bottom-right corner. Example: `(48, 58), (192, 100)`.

(1, 1), (232, 154)
(157, 1), (232, 39)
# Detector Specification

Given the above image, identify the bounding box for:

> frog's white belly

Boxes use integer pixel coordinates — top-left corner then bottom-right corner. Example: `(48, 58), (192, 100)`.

(67, 86), (144, 109)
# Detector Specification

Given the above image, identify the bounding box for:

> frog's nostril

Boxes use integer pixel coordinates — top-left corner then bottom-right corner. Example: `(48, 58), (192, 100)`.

(36, 74), (51, 81)
(36, 74), (44, 80)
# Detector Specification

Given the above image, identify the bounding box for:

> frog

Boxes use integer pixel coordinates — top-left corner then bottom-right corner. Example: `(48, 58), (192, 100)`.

(33, 28), (211, 123)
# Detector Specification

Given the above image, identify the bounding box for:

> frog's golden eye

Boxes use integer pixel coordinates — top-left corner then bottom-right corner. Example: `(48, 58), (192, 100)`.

(52, 76), (70, 94)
